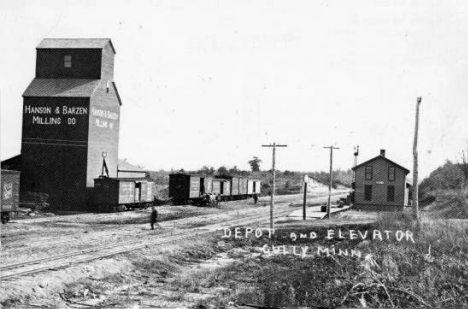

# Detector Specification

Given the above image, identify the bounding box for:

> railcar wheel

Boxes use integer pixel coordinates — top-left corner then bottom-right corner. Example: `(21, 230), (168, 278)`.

(1, 213), (9, 224)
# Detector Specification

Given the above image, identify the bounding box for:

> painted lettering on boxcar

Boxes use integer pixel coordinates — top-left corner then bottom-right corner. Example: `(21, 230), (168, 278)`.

(3, 182), (12, 199)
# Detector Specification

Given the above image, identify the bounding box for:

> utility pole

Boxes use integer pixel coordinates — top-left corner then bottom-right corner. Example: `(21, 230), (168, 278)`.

(353, 146), (359, 183)
(412, 97), (422, 220)
(352, 146), (359, 206)
(303, 175), (308, 220)
(262, 143), (287, 230)
(323, 145), (340, 218)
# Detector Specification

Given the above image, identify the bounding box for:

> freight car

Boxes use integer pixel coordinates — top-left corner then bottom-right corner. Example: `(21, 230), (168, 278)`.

(169, 173), (214, 205)
(216, 175), (259, 200)
(1, 170), (20, 224)
(92, 176), (154, 212)
(212, 178), (231, 196)
(247, 179), (262, 195)
(169, 173), (262, 205)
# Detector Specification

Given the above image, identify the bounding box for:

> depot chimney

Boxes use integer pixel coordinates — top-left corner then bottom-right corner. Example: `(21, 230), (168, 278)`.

(380, 149), (386, 157)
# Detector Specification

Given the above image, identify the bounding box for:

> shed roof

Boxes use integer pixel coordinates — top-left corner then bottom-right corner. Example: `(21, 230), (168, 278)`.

(23, 79), (122, 105)
(352, 155), (410, 174)
(23, 79), (101, 98)
(37, 38), (116, 54)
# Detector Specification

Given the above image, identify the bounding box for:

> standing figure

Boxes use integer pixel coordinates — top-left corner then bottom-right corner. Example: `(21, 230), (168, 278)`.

(253, 193), (259, 205)
(150, 206), (158, 230)
(216, 193), (221, 208)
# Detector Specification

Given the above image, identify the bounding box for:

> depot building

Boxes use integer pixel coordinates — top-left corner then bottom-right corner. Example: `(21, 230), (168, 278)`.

(352, 149), (412, 211)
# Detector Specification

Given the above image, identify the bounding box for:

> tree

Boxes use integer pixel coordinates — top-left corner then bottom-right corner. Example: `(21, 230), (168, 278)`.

(217, 166), (229, 175)
(229, 165), (240, 174)
(248, 156), (262, 172)
(199, 165), (215, 175)
(458, 145), (468, 194)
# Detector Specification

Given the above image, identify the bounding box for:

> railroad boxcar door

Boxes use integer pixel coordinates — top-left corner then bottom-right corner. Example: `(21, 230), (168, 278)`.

(200, 177), (206, 195)
(134, 182), (141, 203)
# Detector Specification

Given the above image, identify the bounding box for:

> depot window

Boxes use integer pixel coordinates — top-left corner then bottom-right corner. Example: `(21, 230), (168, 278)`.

(365, 166), (373, 180)
(364, 185), (372, 201)
(64, 55), (72, 68)
(387, 185), (395, 202)
(388, 166), (396, 181)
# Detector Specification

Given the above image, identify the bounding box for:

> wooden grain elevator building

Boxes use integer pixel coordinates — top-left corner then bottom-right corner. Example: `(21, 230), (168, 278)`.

(20, 38), (122, 210)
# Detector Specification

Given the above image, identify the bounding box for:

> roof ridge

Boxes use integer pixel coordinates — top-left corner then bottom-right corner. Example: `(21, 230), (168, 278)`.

(37, 38), (116, 54)
(352, 155), (410, 174)
(23, 78), (101, 98)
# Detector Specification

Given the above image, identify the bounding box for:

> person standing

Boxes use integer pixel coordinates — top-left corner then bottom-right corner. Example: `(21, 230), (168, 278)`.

(150, 206), (158, 230)
(253, 193), (258, 205)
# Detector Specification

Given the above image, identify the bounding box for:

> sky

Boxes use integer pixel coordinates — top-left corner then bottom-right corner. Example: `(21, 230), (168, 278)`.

(1, 0), (468, 178)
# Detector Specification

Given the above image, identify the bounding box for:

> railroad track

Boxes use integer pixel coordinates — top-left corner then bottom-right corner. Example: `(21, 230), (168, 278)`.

(0, 193), (346, 280)
(0, 207), (293, 280)
(1, 205), (275, 250)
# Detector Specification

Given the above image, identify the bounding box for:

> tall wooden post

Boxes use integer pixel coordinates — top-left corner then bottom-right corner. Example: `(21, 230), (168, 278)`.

(271, 144), (276, 228)
(303, 176), (308, 220)
(262, 143), (287, 230)
(324, 146), (340, 218)
(412, 97), (422, 219)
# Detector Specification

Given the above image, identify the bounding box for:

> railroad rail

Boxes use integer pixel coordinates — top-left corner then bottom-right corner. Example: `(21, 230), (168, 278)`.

(0, 207), (294, 280)
(0, 193), (347, 280)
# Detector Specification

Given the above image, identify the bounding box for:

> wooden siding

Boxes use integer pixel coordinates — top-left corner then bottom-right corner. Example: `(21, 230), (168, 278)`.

(20, 143), (88, 210)
(169, 174), (190, 202)
(21, 97), (90, 210)
(354, 156), (407, 209)
(87, 81), (120, 187)
(36, 49), (102, 79)
(101, 42), (115, 80)
(1, 170), (20, 213)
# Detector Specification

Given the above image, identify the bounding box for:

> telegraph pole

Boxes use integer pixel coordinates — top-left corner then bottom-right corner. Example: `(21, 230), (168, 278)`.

(323, 145), (340, 218)
(303, 175), (308, 220)
(412, 97), (422, 220)
(262, 143), (287, 230)
(353, 146), (359, 183)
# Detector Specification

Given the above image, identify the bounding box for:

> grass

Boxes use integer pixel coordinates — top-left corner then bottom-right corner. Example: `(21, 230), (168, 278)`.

(4, 194), (467, 308)
(184, 209), (468, 308)
(424, 191), (468, 219)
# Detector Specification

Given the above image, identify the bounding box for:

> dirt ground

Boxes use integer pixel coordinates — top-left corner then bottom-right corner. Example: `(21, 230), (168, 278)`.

(0, 191), (357, 308)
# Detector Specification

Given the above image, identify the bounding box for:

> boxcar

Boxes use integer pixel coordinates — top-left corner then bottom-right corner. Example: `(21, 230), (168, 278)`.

(212, 178), (222, 195)
(246, 179), (262, 196)
(93, 177), (153, 212)
(169, 173), (215, 205)
(247, 179), (254, 195)
(222, 180), (231, 197)
(216, 175), (244, 199)
(239, 178), (248, 196)
(1, 170), (20, 223)
(136, 180), (154, 204)
(202, 176), (213, 194)
(253, 180), (262, 194)
(211, 178), (231, 200)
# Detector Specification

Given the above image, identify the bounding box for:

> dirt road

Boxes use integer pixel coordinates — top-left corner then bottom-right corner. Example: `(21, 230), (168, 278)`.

(0, 191), (350, 308)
